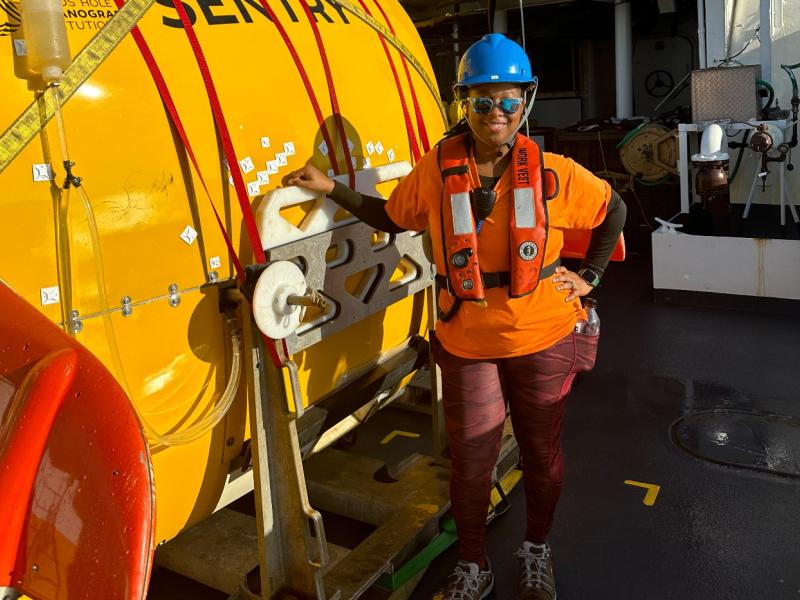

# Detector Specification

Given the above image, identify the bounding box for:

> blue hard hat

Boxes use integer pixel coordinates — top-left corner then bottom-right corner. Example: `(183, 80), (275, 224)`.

(455, 33), (536, 89)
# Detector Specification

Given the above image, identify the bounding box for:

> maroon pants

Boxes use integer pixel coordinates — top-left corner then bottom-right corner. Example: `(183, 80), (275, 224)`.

(432, 331), (599, 565)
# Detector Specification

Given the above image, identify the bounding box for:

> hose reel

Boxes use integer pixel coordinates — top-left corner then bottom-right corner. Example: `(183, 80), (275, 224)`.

(618, 123), (679, 183)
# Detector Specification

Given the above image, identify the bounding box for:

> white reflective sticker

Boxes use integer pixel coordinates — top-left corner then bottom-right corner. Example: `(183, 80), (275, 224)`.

(247, 182), (261, 197)
(239, 157), (255, 174)
(14, 39), (27, 56)
(228, 175), (235, 186)
(327, 168), (335, 177)
(319, 141), (329, 156)
(450, 192), (474, 236)
(180, 225), (198, 245)
(284, 141), (295, 156)
(366, 141), (375, 155)
(40, 286), (60, 306)
(32, 163), (52, 182)
(347, 139), (354, 152)
(261, 136), (271, 148)
(257, 170), (270, 185)
(276, 152), (288, 167)
(387, 148), (395, 162)
(267, 160), (279, 175)
(351, 156), (358, 168)
(210, 256), (222, 269)
(375, 141), (384, 155)
(514, 187), (535, 228)
(363, 157), (371, 169)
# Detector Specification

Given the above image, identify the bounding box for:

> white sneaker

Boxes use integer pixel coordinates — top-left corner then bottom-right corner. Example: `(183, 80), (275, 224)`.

(515, 541), (556, 600)
(432, 559), (495, 600)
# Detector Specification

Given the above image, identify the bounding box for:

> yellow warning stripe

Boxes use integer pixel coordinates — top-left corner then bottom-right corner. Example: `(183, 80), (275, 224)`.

(329, 0), (448, 125)
(0, 0), (156, 174)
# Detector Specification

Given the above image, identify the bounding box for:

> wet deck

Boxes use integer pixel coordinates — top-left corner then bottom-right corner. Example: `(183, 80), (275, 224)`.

(148, 249), (800, 599)
(410, 250), (800, 599)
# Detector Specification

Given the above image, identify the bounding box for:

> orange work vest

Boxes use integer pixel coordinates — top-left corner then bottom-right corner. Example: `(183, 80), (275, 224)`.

(437, 133), (556, 302)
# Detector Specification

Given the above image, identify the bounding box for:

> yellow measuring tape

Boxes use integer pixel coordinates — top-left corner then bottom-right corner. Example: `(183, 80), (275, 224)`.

(0, 0), (155, 174)
(0, 0), (446, 174)
(330, 0), (448, 125)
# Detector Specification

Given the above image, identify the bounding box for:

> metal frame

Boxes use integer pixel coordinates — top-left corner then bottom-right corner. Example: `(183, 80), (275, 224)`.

(154, 218), (448, 600)
(677, 120), (789, 215)
(243, 318), (338, 599)
(267, 223), (434, 355)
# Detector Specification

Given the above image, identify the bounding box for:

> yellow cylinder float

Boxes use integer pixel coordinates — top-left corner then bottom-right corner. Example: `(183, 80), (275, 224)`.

(0, 0), (445, 544)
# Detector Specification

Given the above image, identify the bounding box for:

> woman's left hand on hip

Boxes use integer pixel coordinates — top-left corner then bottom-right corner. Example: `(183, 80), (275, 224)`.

(552, 266), (593, 302)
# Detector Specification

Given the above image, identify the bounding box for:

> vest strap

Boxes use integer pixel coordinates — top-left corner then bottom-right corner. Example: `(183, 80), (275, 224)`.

(435, 258), (561, 297)
(441, 165), (470, 178)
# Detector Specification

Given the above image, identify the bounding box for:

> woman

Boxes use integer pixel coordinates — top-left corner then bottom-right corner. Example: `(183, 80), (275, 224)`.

(287, 33), (626, 600)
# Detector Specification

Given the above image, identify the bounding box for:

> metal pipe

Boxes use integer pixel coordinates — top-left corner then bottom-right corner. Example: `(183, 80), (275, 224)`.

(492, 6), (507, 33)
(286, 291), (327, 308)
(614, 1), (633, 118)
(726, 0), (740, 61)
(697, 0), (707, 69)
(760, 0), (772, 83)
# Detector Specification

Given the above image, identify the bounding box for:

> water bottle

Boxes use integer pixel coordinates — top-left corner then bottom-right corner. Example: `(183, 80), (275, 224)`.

(574, 297), (600, 336)
(20, 0), (72, 83)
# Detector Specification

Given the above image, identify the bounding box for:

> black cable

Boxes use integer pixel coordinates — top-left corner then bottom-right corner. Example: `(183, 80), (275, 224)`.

(728, 130), (749, 183)
(716, 26), (760, 67)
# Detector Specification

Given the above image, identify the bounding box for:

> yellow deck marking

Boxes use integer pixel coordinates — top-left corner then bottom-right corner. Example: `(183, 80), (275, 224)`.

(624, 480), (661, 506)
(490, 468), (523, 507)
(380, 430), (420, 445)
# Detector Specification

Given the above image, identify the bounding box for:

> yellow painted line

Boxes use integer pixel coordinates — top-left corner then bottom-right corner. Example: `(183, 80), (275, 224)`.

(490, 468), (523, 507)
(380, 429), (420, 445)
(624, 480), (661, 506)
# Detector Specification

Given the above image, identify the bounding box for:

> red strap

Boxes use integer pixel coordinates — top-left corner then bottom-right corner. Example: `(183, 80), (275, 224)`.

(356, 0), (420, 163)
(168, 1), (264, 265)
(157, 0), (287, 366)
(298, 0), (355, 187)
(253, 0), (343, 177)
(116, 16), (245, 280)
(371, 0), (431, 153)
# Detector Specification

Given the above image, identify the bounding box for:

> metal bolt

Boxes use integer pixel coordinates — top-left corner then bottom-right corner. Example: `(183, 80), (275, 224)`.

(67, 310), (83, 334)
(31, 564), (39, 573)
(286, 290), (327, 309)
(226, 437), (235, 447)
(168, 284), (180, 308)
(121, 296), (132, 317)
(208, 271), (218, 283)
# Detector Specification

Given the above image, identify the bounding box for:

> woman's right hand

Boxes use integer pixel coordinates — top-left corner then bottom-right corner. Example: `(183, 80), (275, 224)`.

(285, 163), (335, 195)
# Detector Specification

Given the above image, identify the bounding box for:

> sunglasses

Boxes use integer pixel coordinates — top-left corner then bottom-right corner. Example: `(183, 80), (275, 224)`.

(467, 96), (523, 115)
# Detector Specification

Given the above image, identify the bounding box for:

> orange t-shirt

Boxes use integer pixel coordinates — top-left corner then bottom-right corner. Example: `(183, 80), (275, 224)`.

(385, 141), (611, 359)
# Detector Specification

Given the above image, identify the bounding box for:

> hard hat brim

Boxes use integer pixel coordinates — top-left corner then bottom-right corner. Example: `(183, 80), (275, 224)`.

(455, 74), (536, 87)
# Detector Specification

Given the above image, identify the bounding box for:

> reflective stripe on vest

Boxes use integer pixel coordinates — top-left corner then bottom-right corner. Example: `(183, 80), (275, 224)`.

(438, 133), (549, 300)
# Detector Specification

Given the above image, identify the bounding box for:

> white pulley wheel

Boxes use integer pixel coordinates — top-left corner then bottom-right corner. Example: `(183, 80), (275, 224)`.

(252, 261), (307, 339)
